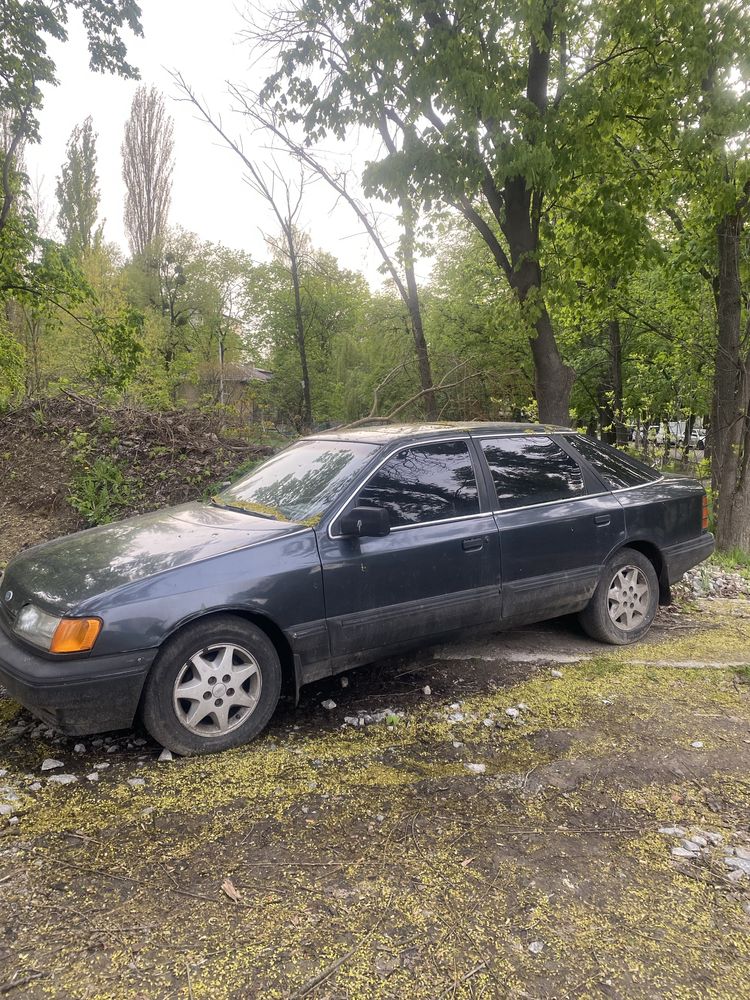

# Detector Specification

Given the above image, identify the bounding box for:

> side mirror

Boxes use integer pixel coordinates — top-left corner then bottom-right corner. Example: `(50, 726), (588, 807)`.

(339, 506), (390, 538)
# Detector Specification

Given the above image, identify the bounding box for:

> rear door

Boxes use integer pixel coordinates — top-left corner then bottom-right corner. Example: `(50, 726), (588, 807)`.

(476, 434), (625, 621)
(317, 438), (501, 657)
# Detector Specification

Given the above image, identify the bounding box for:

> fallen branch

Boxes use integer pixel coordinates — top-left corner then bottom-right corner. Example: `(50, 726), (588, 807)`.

(341, 362), (487, 429)
(437, 962), (487, 998)
(0, 972), (46, 995)
(286, 893), (393, 998)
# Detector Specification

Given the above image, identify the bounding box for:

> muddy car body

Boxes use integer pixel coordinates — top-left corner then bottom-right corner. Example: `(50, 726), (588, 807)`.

(0, 423), (714, 753)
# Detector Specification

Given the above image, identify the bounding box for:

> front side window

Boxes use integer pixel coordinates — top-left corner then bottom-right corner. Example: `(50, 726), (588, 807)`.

(218, 439), (378, 523)
(565, 435), (660, 490)
(481, 436), (585, 510)
(357, 441), (480, 527)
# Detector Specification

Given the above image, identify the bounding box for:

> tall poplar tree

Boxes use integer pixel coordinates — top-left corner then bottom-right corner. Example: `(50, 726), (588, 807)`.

(56, 116), (102, 253)
(121, 86), (174, 258)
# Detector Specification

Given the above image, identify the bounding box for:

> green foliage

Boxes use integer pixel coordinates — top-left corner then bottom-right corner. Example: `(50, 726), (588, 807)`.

(0, 321), (24, 405)
(0, 1), (142, 145)
(248, 243), (384, 426)
(68, 443), (133, 525)
(56, 116), (102, 253)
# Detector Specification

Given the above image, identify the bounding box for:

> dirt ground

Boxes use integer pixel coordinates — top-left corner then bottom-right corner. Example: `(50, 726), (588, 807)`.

(1, 595), (749, 999)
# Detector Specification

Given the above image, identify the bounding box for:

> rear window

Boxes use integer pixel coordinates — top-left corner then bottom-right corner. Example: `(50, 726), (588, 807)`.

(480, 435), (585, 509)
(565, 435), (660, 490)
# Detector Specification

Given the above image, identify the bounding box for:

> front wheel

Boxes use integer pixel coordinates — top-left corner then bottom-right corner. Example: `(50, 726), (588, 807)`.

(579, 548), (659, 645)
(141, 616), (282, 755)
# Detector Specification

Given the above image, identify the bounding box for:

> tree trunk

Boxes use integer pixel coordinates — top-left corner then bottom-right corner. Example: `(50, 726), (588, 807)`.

(609, 316), (629, 445)
(402, 236), (436, 419)
(499, 171), (574, 425)
(287, 233), (313, 430)
(681, 413), (695, 464)
(711, 206), (750, 551)
(504, 238), (574, 423)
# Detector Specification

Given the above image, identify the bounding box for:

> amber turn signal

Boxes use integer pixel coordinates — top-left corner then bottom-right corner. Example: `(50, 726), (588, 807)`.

(702, 495), (709, 531)
(50, 617), (102, 654)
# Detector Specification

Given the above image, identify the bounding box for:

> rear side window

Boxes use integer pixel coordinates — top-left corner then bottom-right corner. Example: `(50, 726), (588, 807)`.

(565, 435), (660, 490)
(481, 436), (585, 509)
(357, 441), (480, 527)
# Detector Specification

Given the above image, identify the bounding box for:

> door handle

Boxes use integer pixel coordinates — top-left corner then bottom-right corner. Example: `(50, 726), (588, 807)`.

(462, 537), (484, 551)
(594, 514), (611, 526)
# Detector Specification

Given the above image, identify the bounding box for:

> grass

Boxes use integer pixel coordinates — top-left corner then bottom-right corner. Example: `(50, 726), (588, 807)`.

(710, 548), (750, 580)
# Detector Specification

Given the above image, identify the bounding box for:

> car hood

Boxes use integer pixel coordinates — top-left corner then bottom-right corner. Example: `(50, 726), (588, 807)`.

(1, 502), (304, 617)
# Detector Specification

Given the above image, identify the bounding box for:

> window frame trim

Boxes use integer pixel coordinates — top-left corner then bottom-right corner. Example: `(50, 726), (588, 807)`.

(327, 435), (487, 539)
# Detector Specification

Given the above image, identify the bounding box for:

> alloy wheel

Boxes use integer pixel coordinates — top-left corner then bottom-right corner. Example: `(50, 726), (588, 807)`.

(172, 643), (262, 737)
(606, 565), (650, 631)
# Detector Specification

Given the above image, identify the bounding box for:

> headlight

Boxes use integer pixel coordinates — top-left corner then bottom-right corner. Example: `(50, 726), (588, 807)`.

(14, 605), (61, 649)
(14, 604), (101, 653)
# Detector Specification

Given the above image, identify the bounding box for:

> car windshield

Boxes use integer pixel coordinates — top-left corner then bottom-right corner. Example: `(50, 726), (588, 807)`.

(216, 439), (378, 524)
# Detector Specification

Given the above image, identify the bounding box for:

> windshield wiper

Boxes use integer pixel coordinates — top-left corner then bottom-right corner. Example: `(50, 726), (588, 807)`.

(210, 497), (278, 520)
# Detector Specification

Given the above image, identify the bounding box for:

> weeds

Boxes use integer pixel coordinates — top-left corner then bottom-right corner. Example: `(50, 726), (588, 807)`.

(68, 456), (133, 525)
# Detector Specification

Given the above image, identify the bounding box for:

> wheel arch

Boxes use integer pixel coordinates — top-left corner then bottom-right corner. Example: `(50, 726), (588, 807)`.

(158, 607), (297, 699)
(614, 540), (671, 605)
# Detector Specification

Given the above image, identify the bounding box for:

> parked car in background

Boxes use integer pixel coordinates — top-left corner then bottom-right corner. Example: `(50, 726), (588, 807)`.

(0, 423), (714, 754)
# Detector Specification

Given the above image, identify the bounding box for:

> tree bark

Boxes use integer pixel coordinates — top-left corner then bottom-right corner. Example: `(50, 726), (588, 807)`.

(712, 203), (750, 551)
(502, 201), (574, 425)
(286, 228), (313, 430)
(400, 208), (436, 419)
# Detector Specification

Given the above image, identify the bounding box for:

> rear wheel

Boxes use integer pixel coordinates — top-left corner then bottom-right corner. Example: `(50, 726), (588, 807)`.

(579, 548), (659, 645)
(141, 616), (282, 755)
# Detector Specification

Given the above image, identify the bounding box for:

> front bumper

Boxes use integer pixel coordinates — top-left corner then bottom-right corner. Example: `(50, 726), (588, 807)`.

(663, 532), (716, 584)
(0, 621), (157, 735)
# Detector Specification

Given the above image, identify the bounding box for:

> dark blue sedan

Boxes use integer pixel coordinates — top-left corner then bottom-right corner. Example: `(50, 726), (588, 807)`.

(0, 423), (714, 754)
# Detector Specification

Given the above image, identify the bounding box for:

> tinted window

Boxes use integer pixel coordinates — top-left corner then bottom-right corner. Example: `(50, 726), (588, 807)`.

(565, 435), (660, 490)
(220, 439), (378, 522)
(357, 441), (480, 527)
(481, 436), (585, 509)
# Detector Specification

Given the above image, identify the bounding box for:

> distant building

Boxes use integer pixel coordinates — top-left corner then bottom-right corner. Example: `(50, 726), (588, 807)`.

(177, 362), (273, 419)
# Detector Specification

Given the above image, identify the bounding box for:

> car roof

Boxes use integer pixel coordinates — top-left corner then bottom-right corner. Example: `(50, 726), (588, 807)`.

(311, 421), (573, 445)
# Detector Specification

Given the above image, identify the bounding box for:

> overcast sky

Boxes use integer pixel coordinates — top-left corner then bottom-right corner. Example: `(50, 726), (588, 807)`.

(25, 0), (409, 286)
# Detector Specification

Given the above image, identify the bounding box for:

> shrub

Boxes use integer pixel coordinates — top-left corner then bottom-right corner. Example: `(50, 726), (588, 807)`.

(68, 457), (133, 525)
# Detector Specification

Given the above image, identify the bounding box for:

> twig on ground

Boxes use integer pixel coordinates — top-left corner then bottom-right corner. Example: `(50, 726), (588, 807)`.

(437, 962), (486, 999)
(286, 893), (393, 998)
(0, 972), (45, 995)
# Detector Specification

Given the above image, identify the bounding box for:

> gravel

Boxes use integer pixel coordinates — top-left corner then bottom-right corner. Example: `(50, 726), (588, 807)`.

(675, 564), (750, 600)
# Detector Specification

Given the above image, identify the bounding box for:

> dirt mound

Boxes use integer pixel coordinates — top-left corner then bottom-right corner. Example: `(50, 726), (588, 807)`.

(0, 394), (272, 565)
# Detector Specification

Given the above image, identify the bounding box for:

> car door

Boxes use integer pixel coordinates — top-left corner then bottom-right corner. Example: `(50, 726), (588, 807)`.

(476, 434), (625, 622)
(317, 438), (501, 658)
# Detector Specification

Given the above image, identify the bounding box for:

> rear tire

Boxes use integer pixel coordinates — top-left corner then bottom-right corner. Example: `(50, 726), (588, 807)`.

(579, 548), (659, 645)
(141, 615), (282, 755)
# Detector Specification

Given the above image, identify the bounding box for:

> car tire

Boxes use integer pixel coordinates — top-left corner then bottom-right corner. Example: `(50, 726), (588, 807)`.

(140, 615), (282, 755)
(578, 548), (659, 646)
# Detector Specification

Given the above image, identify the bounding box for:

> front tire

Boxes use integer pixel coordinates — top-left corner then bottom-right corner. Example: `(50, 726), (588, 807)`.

(579, 548), (659, 645)
(141, 616), (282, 755)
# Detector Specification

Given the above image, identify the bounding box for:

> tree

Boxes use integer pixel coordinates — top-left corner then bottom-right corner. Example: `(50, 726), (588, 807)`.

(253, 0), (750, 425)
(176, 75), (439, 420)
(56, 116), (102, 253)
(122, 86), (174, 258)
(0, 0), (141, 236)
